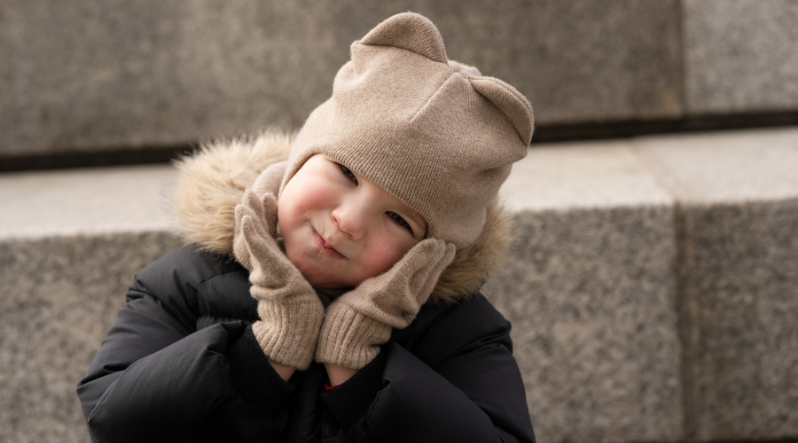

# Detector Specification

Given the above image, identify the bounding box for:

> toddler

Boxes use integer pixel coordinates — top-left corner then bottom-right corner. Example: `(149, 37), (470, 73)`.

(78, 12), (536, 443)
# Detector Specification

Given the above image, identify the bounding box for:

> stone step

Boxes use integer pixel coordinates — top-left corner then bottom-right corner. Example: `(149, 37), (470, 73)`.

(2, 127), (797, 443)
(3, 0), (798, 161)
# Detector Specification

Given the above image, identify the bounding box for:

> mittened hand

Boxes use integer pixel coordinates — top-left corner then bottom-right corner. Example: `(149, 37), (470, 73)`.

(233, 189), (279, 272)
(233, 189), (324, 370)
(315, 238), (456, 370)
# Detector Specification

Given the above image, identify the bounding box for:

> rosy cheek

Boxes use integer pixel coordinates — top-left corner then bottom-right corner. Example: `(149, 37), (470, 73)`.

(277, 197), (302, 249)
(361, 237), (412, 277)
(279, 173), (334, 230)
(276, 203), (290, 234)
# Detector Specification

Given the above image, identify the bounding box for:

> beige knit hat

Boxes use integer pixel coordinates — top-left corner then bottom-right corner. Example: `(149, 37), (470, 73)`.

(281, 12), (533, 248)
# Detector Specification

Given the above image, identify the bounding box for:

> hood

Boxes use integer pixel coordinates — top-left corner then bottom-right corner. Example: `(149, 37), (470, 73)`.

(173, 129), (510, 304)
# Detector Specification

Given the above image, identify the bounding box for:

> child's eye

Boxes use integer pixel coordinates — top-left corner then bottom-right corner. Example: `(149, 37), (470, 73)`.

(387, 211), (413, 233)
(338, 164), (358, 184)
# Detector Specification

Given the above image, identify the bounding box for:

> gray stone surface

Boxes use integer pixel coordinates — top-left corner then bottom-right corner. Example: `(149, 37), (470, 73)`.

(0, 165), (176, 237)
(502, 141), (673, 211)
(0, 0), (338, 156)
(678, 200), (798, 442)
(484, 206), (682, 443)
(636, 128), (798, 441)
(0, 0), (683, 158)
(6, 0), (798, 160)
(684, 0), (798, 114)
(488, 144), (682, 443)
(0, 232), (184, 443)
(0, 164), (182, 441)
(424, 0), (683, 125)
(635, 128), (798, 204)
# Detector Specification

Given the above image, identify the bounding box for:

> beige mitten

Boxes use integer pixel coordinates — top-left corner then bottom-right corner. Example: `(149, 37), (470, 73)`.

(315, 239), (456, 370)
(233, 189), (324, 370)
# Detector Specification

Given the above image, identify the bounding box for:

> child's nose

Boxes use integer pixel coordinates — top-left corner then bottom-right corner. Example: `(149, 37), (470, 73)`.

(331, 202), (367, 241)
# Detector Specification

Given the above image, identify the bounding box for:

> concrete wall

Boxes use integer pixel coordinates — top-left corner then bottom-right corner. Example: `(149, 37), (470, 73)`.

(2, 0), (798, 160)
(2, 127), (797, 443)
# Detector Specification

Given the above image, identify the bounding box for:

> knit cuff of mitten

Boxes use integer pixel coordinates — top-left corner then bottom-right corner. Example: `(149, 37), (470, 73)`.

(252, 294), (325, 370)
(314, 300), (393, 370)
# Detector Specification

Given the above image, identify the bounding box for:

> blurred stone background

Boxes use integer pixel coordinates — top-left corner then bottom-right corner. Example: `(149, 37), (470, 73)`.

(1, 1), (797, 442)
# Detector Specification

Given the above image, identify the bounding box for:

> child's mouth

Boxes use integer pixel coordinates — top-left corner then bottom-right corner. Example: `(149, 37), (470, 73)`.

(313, 228), (345, 259)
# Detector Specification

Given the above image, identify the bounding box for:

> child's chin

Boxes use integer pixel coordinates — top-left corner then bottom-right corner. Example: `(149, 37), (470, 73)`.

(301, 270), (356, 289)
(291, 254), (366, 288)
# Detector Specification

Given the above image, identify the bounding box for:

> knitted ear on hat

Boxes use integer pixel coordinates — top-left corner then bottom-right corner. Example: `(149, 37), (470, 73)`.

(448, 60), (481, 77)
(470, 77), (535, 146)
(360, 12), (448, 63)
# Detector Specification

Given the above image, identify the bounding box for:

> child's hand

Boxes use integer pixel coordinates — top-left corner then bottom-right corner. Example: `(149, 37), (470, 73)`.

(234, 189), (325, 371)
(233, 189), (279, 271)
(315, 238), (456, 370)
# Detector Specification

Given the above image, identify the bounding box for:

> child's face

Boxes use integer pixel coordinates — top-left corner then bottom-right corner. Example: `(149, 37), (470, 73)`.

(278, 154), (426, 288)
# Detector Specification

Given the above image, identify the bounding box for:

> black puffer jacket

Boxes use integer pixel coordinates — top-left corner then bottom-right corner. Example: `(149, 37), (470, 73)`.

(77, 244), (535, 442)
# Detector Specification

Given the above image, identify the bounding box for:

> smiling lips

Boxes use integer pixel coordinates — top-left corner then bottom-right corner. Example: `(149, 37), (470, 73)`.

(313, 228), (345, 258)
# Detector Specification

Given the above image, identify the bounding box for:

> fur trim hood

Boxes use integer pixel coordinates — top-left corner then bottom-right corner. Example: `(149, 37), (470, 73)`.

(173, 129), (510, 304)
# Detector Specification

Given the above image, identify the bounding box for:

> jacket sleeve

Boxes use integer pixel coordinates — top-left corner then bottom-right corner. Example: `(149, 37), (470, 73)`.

(320, 296), (536, 443)
(76, 246), (294, 443)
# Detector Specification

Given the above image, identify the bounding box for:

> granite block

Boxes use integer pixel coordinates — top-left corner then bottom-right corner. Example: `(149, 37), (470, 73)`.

(0, 0), (683, 158)
(487, 143), (682, 443)
(485, 206), (681, 443)
(413, 0), (684, 125)
(684, 0), (798, 114)
(0, 232), (184, 443)
(678, 201), (798, 441)
(0, 164), (181, 441)
(501, 140), (673, 211)
(634, 128), (798, 204)
(0, 0), (358, 156)
(636, 128), (798, 441)
(0, 165), (176, 237)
